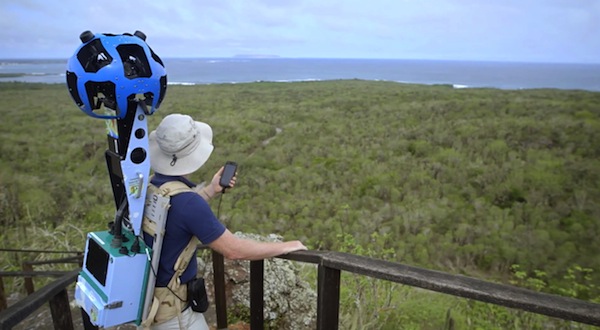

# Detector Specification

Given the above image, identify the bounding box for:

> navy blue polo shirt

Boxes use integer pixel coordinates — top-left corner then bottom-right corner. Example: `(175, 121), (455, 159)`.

(144, 173), (226, 287)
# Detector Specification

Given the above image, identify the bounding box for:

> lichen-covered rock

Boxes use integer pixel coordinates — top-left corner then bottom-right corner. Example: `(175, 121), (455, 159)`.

(197, 232), (317, 329)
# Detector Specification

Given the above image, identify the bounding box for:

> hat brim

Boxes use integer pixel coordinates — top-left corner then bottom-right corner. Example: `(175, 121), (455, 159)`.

(149, 121), (214, 176)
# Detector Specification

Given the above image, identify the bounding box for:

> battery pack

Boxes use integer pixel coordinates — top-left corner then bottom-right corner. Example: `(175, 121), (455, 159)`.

(75, 230), (151, 328)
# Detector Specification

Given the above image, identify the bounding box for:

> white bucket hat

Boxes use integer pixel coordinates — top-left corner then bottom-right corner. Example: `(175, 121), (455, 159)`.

(149, 114), (214, 176)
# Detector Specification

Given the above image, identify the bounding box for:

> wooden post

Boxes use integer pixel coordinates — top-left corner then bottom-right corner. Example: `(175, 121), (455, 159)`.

(81, 308), (99, 330)
(0, 271), (79, 329)
(49, 289), (74, 330)
(212, 250), (228, 329)
(77, 252), (84, 268)
(21, 263), (34, 295)
(250, 260), (264, 330)
(316, 265), (340, 330)
(0, 277), (7, 311)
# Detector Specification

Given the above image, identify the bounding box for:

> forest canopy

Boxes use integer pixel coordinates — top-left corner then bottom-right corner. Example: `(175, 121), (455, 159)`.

(1, 80), (599, 310)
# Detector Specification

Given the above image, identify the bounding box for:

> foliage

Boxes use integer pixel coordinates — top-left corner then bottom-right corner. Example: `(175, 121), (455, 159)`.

(1, 81), (600, 327)
(337, 232), (399, 329)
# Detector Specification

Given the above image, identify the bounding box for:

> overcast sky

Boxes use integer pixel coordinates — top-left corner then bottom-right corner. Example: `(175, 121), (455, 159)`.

(1, 0), (598, 63)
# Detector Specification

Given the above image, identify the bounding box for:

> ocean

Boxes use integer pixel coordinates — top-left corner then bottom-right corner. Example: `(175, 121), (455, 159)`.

(1, 58), (599, 91)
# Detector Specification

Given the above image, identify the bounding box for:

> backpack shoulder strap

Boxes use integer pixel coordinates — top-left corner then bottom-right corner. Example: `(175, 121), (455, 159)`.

(160, 180), (201, 288)
(167, 236), (200, 290)
(141, 179), (200, 328)
(143, 180), (193, 237)
(144, 178), (201, 285)
(156, 180), (194, 197)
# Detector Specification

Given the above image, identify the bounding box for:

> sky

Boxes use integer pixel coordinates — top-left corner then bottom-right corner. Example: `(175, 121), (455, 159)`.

(0, 0), (598, 63)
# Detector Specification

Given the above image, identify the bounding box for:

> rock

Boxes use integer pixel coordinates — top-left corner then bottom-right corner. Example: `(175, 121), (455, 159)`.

(8, 232), (316, 330)
(198, 232), (317, 330)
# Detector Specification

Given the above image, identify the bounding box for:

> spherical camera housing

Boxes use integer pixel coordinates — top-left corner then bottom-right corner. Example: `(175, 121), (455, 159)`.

(66, 31), (167, 119)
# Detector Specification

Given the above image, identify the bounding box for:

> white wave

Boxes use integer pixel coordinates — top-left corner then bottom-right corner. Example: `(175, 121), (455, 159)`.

(272, 78), (321, 83)
(167, 82), (196, 86)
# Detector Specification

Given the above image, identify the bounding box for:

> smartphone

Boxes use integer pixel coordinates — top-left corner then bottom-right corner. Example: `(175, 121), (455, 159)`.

(219, 161), (237, 188)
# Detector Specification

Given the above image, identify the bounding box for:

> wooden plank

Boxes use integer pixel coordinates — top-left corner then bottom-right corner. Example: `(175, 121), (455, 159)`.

(0, 248), (80, 254)
(277, 250), (328, 265)
(0, 270), (78, 329)
(250, 260), (264, 330)
(49, 289), (74, 330)
(0, 271), (71, 277)
(316, 265), (340, 330)
(24, 256), (82, 266)
(0, 277), (6, 311)
(319, 251), (600, 327)
(21, 263), (34, 295)
(212, 251), (228, 329)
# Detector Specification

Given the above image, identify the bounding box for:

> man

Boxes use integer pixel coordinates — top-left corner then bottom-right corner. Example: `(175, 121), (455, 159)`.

(144, 113), (307, 329)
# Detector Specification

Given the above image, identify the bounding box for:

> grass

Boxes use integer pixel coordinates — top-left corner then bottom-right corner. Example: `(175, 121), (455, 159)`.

(1, 80), (599, 328)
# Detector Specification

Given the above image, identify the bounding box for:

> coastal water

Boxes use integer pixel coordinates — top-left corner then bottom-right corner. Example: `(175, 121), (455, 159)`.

(1, 58), (599, 91)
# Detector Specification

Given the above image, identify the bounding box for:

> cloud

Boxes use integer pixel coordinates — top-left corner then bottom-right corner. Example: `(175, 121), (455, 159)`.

(0, 0), (598, 62)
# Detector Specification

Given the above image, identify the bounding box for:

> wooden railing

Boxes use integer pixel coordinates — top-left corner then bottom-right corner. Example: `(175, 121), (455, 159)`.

(0, 270), (77, 329)
(1, 249), (600, 329)
(254, 251), (600, 329)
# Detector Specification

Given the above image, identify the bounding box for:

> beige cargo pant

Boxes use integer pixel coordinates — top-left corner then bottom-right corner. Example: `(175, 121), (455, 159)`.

(142, 308), (209, 330)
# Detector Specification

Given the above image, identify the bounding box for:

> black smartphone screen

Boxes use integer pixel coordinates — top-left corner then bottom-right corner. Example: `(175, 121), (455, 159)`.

(219, 161), (237, 188)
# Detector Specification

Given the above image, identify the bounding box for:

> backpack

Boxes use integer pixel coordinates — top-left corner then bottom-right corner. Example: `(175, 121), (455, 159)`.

(140, 180), (204, 328)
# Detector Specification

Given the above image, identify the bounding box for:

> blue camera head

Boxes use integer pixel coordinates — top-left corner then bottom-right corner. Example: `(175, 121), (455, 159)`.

(66, 31), (167, 119)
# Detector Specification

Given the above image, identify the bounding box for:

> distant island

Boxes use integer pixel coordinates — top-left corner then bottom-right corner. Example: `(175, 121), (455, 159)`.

(233, 54), (281, 59)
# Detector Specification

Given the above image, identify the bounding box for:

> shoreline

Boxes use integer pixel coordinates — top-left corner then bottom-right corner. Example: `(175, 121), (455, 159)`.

(2, 58), (600, 92)
(1, 78), (599, 92)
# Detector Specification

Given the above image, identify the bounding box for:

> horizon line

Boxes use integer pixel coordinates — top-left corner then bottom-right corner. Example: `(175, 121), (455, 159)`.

(1, 57), (599, 65)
